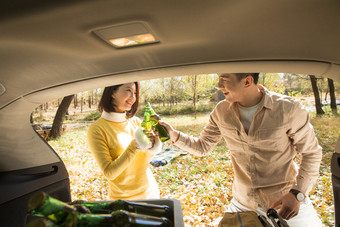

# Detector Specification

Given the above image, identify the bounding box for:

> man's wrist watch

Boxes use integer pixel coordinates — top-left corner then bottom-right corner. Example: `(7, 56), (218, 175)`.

(289, 189), (305, 202)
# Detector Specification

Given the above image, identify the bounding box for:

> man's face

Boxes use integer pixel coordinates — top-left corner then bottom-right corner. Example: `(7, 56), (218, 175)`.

(217, 74), (245, 103)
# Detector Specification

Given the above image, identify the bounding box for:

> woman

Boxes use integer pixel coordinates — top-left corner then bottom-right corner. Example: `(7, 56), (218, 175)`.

(87, 82), (161, 200)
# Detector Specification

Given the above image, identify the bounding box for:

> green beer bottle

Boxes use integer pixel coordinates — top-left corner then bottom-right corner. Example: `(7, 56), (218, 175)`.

(141, 104), (152, 132)
(28, 191), (77, 224)
(71, 213), (115, 226)
(69, 210), (172, 227)
(28, 211), (173, 227)
(26, 218), (58, 227)
(146, 103), (170, 142)
(111, 210), (173, 227)
(69, 199), (170, 218)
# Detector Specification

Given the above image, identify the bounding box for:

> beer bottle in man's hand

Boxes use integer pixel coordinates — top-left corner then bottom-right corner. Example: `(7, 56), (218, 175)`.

(146, 102), (170, 142)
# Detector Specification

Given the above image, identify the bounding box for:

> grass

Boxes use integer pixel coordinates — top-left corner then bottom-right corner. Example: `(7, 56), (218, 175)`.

(308, 114), (339, 226)
(48, 112), (339, 227)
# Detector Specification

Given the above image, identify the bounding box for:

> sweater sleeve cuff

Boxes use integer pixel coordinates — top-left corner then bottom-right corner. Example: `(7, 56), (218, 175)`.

(292, 175), (314, 196)
(148, 136), (162, 154)
(134, 127), (152, 150)
(173, 132), (186, 147)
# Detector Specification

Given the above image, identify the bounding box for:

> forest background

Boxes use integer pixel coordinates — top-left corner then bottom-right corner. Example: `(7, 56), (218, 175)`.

(32, 73), (340, 227)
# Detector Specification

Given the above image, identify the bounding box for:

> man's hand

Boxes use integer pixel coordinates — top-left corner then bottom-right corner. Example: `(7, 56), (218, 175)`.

(269, 192), (300, 220)
(158, 120), (180, 143)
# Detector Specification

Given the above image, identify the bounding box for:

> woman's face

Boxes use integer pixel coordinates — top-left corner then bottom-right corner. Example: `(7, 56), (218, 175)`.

(111, 83), (136, 113)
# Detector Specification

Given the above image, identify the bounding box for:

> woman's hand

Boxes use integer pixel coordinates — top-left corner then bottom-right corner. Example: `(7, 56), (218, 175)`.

(146, 129), (162, 154)
(145, 129), (159, 149)
(158, 120), (180, 143)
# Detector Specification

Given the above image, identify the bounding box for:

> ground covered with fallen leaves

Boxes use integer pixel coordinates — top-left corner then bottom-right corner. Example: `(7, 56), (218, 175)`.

(48, 113), (339, 227)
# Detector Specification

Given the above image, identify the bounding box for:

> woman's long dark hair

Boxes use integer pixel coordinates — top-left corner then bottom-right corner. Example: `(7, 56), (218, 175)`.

(98, 82), (139, 118)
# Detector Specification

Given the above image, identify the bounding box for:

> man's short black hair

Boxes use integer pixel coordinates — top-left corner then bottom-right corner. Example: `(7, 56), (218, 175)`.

(235, 73), (259, 84)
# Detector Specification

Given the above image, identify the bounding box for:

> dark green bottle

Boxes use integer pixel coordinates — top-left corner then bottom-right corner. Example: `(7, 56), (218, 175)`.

(26, 218), (58, 227)
(72, 213), (114, 226)
(27, 211), (173, 227)
(68, 210), (172, 227)
(111, 210), (173, 227)
(69, 199), (170, 218)
(146, 103), (170, 142)
(28, 191), (77, 224)
(28, 192), (173, 227)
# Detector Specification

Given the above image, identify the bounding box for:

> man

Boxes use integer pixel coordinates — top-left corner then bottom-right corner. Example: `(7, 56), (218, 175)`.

(160, 73), (322, 226)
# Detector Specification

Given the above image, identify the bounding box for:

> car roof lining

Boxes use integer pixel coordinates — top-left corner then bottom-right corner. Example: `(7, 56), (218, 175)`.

(1, 0), (340, 109)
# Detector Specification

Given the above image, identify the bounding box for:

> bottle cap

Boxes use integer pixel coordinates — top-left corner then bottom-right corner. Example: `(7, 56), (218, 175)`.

(26, 218), (55, 227)
(73, 204), (91, 214)
(28, 191), (47, 212)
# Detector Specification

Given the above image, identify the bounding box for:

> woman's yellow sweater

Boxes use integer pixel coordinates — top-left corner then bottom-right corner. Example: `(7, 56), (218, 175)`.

(87, 115), (158, 200)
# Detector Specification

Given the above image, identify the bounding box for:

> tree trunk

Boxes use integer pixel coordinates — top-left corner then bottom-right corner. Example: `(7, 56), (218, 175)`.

(50, 95), (74, 139)
(91, 90), (94, 107)
(94, 89), (98, 105)
(170, 82), (173, 109)
(193, 75), (197, 119)
(74, 94), (78, 109)
(162, 94), (165, 107)
(262, 73), (265, 86)
(328, 78), (337, 114)
(81, 97), (83, 113)
(309, 75), (324, 115)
